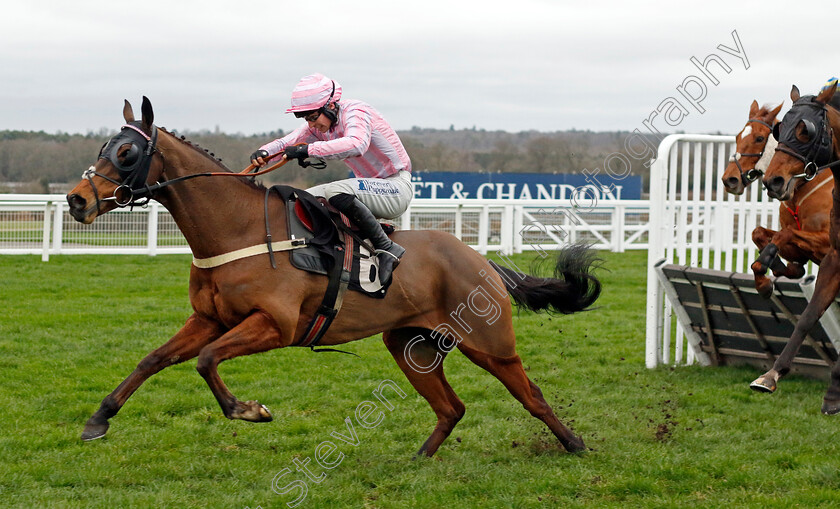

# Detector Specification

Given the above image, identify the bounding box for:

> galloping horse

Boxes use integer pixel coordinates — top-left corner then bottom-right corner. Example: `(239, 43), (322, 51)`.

(750, 82), (840, 413)
(721, 99), (832, 297)
(721, 100), (782, 196)
(65, 98), (602, 456)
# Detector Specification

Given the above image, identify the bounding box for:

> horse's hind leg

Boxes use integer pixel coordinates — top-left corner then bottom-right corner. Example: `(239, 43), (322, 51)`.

(822, 359), (840, 415)
(457, 342), (586, 453)
(382, 328), (465, 458)
(81, 313), (224, 441)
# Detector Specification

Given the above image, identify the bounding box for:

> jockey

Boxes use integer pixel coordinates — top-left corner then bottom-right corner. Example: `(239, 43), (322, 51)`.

(250, 73), (412, 283)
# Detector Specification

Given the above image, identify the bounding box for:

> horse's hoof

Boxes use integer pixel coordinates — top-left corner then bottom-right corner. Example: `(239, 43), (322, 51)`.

(565, 436), (587, 453)
(756, 281), (774, 299)
(231, 401), (273, 422)
(750, 376), (777, 393)
(788, 265), (806, 280)
(81, 421), (109, 441)
(822, 399), (840, 415)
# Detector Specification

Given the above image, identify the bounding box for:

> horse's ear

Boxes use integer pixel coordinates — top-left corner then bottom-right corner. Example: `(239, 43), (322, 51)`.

(791, 85), (801, 102)
(749, 100), (759, 117)
(123, 100), (135, 123)
(768, 102), (783, 120)
(816, 81), (837, 105)
(141, 96), (154, 130)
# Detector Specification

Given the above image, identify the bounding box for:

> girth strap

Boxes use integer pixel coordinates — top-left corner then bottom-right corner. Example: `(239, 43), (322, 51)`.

(296, 221), (355, 349)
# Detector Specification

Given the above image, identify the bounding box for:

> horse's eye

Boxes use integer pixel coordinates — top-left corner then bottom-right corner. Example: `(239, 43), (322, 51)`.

(755, 136), (765, 143)
(119, 143), (140, 166)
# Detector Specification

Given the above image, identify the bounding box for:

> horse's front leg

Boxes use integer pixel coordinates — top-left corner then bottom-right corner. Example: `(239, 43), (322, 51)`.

(772, 229), (831, 278)
(81, 313), (225, 441)
(195, 310), (293, 422)
(751, 226), (780, 298)
(751, 249), (840, 394)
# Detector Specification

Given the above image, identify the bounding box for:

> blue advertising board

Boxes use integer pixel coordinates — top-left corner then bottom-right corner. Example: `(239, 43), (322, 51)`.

(409, 172), (642, 200)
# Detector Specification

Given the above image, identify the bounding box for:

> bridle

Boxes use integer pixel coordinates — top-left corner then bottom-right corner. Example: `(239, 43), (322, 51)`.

(81, 126), (294, 215)
(82, 122), (160, 213)
(729, 118), (775, 186)
(773, 97), (840, 182)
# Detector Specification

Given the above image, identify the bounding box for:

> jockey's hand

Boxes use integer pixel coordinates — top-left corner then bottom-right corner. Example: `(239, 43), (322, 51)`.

(284, 144), (309, 161)
(250, 149), (269, 167)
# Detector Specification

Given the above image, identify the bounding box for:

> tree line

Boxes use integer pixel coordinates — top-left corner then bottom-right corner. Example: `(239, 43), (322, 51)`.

(0, 127), (664, 193)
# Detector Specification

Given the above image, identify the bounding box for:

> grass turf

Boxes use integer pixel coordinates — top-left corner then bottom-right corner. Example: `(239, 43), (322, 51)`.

(1, 250), (839, 508)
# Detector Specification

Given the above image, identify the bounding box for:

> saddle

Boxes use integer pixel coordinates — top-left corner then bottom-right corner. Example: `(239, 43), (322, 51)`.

(265, 185), (395, 348)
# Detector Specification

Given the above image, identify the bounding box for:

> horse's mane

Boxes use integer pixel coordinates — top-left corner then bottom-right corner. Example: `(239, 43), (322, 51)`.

(759, 103), (782, 121)
(158, 127), (266, 191)
(829, 93), (840, 112)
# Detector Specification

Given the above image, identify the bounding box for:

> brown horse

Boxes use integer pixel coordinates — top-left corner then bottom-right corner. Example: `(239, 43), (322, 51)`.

(65, 98), (602, 456)
(751, 81), (840, 413)
(721, 99), (832, 297)
(721, 100), (782, 195)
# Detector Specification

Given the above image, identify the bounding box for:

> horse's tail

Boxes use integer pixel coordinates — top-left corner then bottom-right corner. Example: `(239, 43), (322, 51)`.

(490, 243), (602, 314)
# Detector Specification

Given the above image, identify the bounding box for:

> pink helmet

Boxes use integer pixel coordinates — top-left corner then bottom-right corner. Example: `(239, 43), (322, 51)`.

(285, 73), (343, 114)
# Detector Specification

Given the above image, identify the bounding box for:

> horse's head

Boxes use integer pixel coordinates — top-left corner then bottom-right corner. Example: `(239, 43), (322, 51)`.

(721, 100), (782, 195)
(66, 97), (164, 223)
(763, 82), (838, 200)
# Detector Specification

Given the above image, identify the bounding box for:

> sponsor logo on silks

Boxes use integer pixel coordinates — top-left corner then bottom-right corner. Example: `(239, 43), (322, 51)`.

(357, 179), (399, 195)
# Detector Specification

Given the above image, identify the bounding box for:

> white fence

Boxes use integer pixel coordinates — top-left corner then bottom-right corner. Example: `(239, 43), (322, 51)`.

(0, 194), (652, 261)
(644, 134), (804, 368)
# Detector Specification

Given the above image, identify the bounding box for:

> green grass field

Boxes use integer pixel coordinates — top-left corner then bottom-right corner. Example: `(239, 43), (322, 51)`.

(1, 250), (839, 508)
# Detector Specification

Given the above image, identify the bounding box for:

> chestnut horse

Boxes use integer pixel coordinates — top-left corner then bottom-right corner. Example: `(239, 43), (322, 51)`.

(721, 100), (782, 195)
(65, 98), (601, 456)
(750, 82), (840, 413)
(721, 99), (832, 297)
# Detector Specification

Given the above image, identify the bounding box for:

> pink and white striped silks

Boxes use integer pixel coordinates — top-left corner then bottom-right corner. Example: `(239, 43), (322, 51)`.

(260, 99), (411, 179)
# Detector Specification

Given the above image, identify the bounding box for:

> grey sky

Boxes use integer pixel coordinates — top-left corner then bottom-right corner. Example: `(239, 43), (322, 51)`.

(1, 0), (837, 136)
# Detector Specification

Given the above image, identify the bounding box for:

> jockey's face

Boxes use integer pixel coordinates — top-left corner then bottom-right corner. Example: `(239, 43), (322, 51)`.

(308, 112), (332, 134)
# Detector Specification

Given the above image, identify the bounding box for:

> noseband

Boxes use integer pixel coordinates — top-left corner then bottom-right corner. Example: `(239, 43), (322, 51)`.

(730, 118), (775, 185)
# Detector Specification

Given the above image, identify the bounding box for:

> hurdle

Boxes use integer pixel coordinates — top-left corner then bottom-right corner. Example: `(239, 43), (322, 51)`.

(645, 134), (839, 376)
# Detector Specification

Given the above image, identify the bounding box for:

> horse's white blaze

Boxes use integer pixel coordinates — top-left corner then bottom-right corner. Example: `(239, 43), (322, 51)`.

(739, 124), (753, 138)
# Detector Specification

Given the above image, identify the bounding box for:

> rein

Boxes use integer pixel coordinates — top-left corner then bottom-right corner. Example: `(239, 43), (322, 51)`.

(83, 127), (294, 213)
(776, 145), (840, 180)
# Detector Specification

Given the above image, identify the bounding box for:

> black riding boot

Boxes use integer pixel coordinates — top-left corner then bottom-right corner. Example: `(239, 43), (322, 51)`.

(328, 193), (405, 283)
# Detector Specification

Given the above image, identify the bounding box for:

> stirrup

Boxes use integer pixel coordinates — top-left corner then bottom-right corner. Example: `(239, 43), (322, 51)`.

(375, 249), (402, 262)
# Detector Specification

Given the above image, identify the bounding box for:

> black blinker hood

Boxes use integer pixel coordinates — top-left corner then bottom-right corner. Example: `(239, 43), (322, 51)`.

(98, 122), (157, 190)
(777, 95), (834, 166)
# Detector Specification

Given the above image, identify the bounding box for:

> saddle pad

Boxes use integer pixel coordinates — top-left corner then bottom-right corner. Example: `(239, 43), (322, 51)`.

(285, 192), (390, 298)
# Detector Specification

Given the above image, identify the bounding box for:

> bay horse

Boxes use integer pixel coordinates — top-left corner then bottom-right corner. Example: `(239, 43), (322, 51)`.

(750, 81), (840, 413)
(721, 99), (832, 297)
(65, 98), (602, 456)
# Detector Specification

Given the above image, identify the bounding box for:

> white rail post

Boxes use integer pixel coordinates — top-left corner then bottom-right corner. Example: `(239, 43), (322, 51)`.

(645, 151), (670, 368)
(454, 203), (463, 241)
(41, 200), (52, 262)
(614, 203), (625, 253)
(148, 202), (159, 256)
(513, 205), (523, 254)
(478, 204), (489, 255)
(52, 200), (64, 254)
